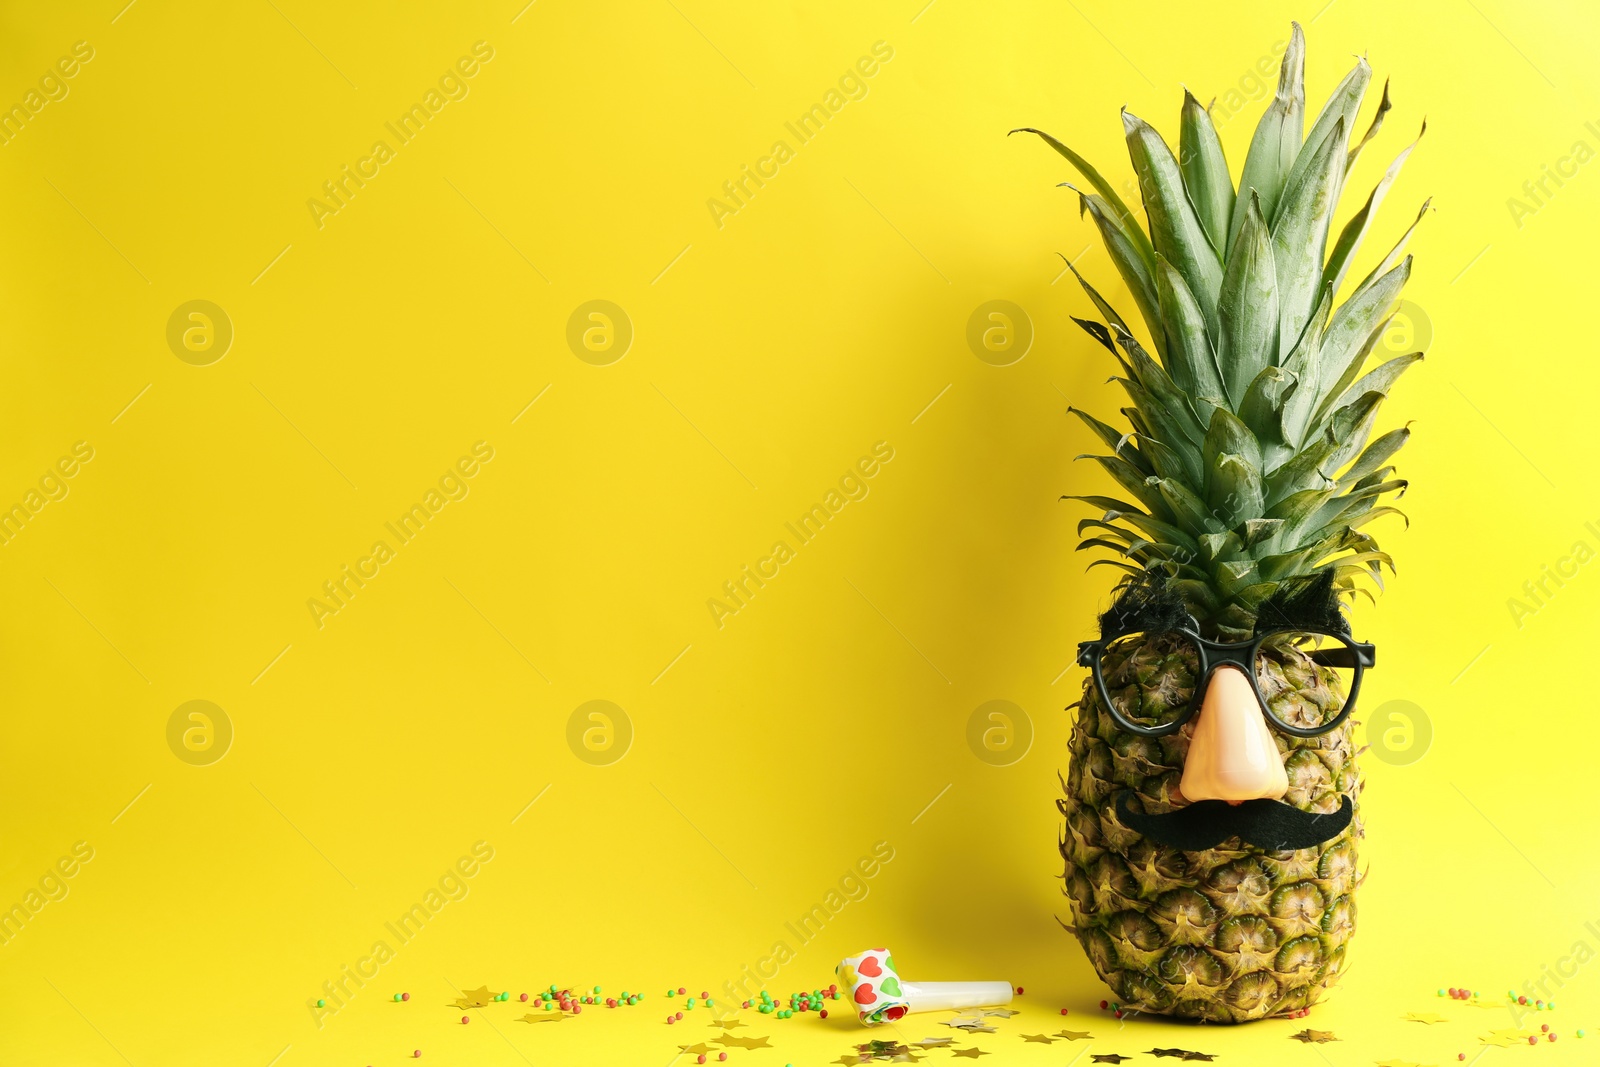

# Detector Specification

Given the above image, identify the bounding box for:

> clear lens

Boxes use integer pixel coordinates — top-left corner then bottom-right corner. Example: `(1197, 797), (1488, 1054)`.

(1254, 631), (1357, 731)
(1098, 631), (1201, 730)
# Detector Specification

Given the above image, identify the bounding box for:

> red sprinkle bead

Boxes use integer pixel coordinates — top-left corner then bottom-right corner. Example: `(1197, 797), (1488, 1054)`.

(697, 1057), (706, 1064)
(701, 991), (709, 999)
(678, 987), (686, 995)
(573, 1005), (582, 1015)
(719, 1055), (729, 1062)
(401, 993), (410, 1002)
(1099, 1000), (1109, 1009)
(1016, 987), (1024, 995)
(1549, 1034), (1558, 1042)
(675, 1012), (683, 1021)
(413, 1053), (421, 1059)
(820, 1010), (828, 1020)
(1529, 1036), (1538, 1046)
(519, 993), (528, 1002)
(1543, 1025), (1551, 1033)
(1060, 1008), (1069, 1016)
(461, 1016), (470, 1025)
(1114, 1010), (1123, 1019)
(1519, 996), (1528, 1005)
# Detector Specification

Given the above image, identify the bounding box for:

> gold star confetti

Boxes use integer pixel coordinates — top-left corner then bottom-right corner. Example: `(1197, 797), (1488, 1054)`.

(710, 1018), (747, 1029)
(982, 1008), (1019, 1018)
(517, 1012), (565, 1024)
(950, 1050), (989, 1059)
(451, 985), (495, 1009)
(1056, 1030), (1094, 1040)
(1403, 1013), (1449, 1024)
(1021, 1034), (1055, 1044)
(915, 1037), (952, 1047)
(1480, 1029), (1527, 1047)
(941, 1017), (996, 1033)
(855, 1039), (921, 1062)
(1290, 1028), (1338, 1043)
(1374, 1061), (1431, 1067)
(1092, 1057), (1132, 1065)
(717, 1035), (774, 1050)
(678, 1043), (717, 1055)
(1146, 1051), (1216, 1062)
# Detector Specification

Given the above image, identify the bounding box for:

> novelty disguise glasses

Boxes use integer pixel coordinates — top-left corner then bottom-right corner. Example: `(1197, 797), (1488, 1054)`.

(1076, 619), (1376, 739)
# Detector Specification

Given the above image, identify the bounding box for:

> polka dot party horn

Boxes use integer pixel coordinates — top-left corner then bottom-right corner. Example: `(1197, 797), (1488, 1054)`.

(836, 947), (1012, 1026)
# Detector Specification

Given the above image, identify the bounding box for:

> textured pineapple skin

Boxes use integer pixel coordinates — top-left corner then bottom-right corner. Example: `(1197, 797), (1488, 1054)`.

(1059, 642), (1364, 1023)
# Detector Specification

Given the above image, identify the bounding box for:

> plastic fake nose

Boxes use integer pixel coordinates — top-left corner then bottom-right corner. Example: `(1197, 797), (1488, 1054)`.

(1177, 665), (1289, 803)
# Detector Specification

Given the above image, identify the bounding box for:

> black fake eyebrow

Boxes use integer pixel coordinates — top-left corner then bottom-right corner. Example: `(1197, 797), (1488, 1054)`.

(1098, 574), (1191, 639)
(1252, 571), (1351, 637)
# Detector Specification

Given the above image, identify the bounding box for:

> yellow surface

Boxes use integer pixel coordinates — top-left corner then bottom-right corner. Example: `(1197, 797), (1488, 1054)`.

(2, 1), (1597, 1063)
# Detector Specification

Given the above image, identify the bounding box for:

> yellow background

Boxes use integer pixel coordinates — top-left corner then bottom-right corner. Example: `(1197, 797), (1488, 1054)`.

(2, 1), (1597, 1063)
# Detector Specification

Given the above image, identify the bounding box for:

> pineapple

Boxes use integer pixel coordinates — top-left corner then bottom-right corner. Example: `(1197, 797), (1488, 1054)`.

(1018, 23), (1423, 1022)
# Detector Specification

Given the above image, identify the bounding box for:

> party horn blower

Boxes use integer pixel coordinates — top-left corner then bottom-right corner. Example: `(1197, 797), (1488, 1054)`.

(836, 948), (1012, 1026)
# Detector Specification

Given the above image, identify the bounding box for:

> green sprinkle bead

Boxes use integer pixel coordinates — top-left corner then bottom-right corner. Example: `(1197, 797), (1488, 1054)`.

(667, 990), (675, 997)
(1577, 1029), (1586, 1038)
(594, 986), (601, 994)
(393, 994), (402, 1002)
(316, 999), (326, 1008)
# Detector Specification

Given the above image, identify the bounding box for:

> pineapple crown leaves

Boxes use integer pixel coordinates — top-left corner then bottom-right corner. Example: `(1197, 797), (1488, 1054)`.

(1021, 22), (1426, 639)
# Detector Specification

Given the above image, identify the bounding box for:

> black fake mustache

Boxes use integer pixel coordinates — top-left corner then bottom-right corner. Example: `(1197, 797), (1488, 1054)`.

(1115, 789), (1353, 851)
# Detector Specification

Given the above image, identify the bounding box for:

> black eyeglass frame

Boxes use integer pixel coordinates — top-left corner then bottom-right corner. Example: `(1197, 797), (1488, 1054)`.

(1075, 617), (1376, 739)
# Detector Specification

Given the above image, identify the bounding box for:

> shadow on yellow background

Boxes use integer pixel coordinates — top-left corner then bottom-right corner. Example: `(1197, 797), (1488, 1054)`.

(1, 0), (1597, 1063)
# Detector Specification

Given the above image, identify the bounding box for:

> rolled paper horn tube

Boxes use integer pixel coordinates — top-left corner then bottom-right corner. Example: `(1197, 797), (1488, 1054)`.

(837, 948), (1012, 1026)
